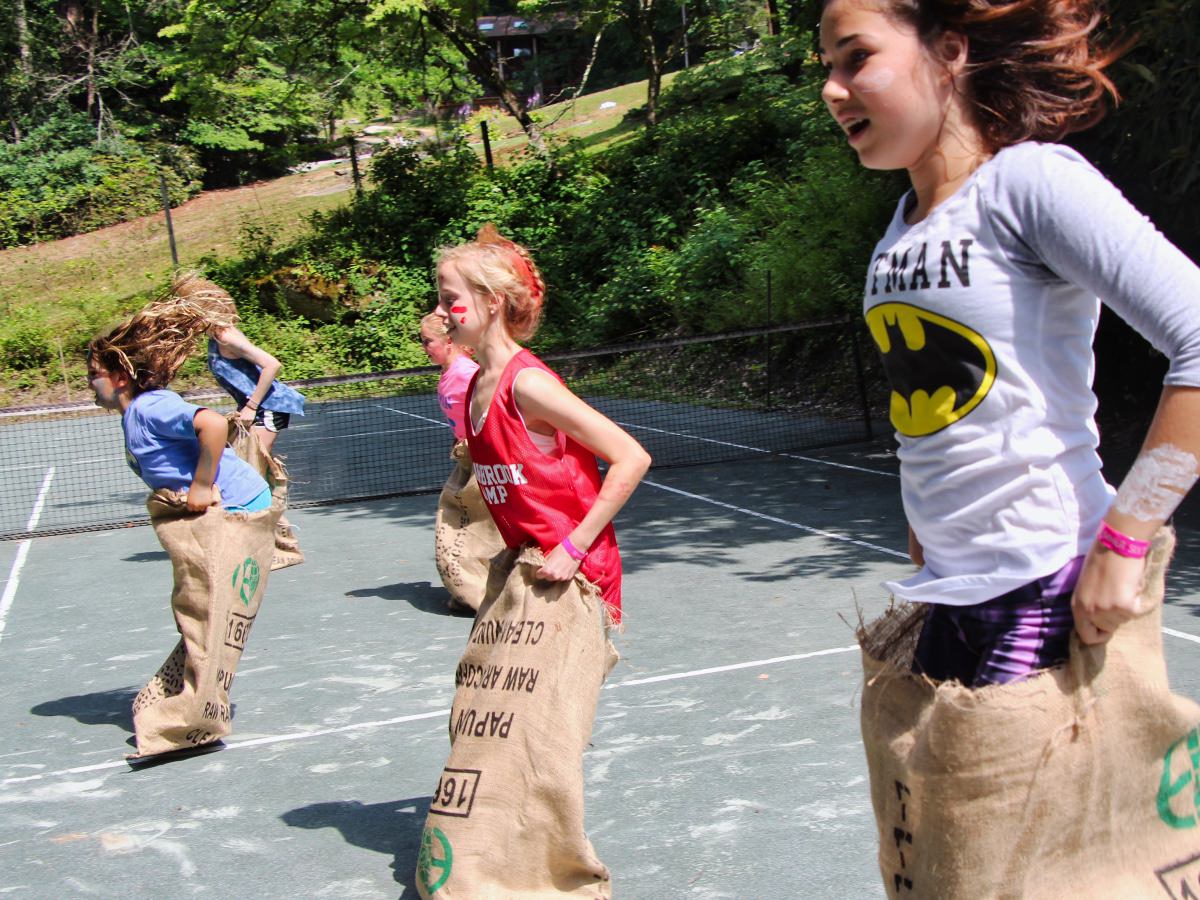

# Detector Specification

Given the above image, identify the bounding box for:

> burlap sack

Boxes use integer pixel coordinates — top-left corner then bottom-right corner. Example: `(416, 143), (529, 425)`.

(434, 441), (505, 612)
(129, 457), (285, 759)
(227, 417), (304, 571)
(859, 528), (1200, 898)
(416, 546), (619, 899)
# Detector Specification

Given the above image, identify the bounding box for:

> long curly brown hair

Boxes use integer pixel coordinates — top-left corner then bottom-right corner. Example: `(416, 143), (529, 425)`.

(824, 0), (1127, 152)
(87, 272), (240, 393)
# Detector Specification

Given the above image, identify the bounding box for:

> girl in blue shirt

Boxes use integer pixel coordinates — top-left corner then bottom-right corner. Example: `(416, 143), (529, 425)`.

(88, 309), (270, 513)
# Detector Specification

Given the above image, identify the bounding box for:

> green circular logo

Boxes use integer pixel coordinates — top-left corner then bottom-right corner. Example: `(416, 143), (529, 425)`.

(1159, 726), (1200, 829)
(231, 557), (261, 606)
(417, 826), (453, 894)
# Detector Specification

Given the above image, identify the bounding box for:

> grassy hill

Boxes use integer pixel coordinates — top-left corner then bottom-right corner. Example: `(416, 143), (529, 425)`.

(0, 75), (676, 407)
(1, 75), (673, 318)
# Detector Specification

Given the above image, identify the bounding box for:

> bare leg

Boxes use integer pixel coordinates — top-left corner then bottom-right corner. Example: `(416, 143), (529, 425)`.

(252, 425), (278, 455)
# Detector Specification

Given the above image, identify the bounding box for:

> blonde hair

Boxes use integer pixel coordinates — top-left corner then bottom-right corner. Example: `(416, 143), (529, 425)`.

(437, 224), (546, 342)
(87, 272), (240, 392)
(420, 312), (449, 341)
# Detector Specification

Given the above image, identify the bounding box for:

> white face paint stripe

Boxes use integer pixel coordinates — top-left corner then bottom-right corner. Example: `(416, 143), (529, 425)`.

(856, 66), (895, 93)
(1113, 444), (1199, 523)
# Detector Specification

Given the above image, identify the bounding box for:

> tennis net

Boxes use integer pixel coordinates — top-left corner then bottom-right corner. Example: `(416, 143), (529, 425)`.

(0, 320), (881, 540)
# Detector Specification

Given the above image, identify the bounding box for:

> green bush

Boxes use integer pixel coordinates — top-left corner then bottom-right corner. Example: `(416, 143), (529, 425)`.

(252, 39), (897, 351)
(0, 308), (55, 371)
(0, 112), (204, 249)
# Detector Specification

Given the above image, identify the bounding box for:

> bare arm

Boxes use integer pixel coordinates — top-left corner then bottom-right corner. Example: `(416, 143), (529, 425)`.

(514, 369), (651, 581)
(908, 524), (924, 568)
(214, 326), (281, 420)
(1073, 385), (1200, 643)
(187, 407), (228, 511)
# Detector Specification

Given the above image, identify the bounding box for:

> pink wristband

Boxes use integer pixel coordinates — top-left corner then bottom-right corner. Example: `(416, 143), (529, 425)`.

(560, 535), (587, 562)
(1096, 521), (1151, 559)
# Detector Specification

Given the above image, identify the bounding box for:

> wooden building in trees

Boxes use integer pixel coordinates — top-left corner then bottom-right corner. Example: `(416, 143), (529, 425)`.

(474, 14), (584, 106)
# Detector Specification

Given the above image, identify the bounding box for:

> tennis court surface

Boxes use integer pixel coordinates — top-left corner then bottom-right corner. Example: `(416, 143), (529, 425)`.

(4, 441), (1200, 898)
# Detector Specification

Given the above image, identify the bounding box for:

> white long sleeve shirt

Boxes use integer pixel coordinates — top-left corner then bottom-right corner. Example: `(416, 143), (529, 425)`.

(864, 142), (1200, 605)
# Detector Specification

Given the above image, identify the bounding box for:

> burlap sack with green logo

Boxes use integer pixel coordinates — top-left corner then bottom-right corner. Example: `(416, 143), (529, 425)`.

(859, 528), (1200, 898)
(227, 417), (304, 571)
(434, 441), (505, 613)
(416, 545), (619, 899)
(128, 454), (285, 760)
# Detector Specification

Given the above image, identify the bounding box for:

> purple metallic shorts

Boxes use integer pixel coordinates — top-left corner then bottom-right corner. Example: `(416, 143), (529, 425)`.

(911, 556), (1084, 687)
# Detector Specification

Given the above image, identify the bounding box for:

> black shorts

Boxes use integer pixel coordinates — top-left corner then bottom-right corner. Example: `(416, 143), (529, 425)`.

(241, 403), (290, 433)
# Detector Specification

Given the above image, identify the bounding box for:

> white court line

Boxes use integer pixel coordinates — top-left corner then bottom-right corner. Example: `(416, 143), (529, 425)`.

(1, 643), (860, 786)
(376, 404), (450, 428)
(288, 424), (446, 445)
(1163, 627), (1200, 646)
(619, 422), (773, 456)
(0, 456), (114, 474)
(0, 709), (451, 784)
(608, 645), (859, 688)
(0, 467), (55, 648)
(646, 477), (1200, 645)
(643, 479), (909, 559)
(616, 421), (898, 478)
(778, 452), (897, 477)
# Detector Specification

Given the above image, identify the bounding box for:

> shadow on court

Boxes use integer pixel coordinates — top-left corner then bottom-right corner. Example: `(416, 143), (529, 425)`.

(600, 455), (907, 584)
(344, 580), (465, 617)
(122, 550), (169, 563)
(5, 443), (1200, 899)
(30, 687), (138, 732)
(281, 795), (432, 894)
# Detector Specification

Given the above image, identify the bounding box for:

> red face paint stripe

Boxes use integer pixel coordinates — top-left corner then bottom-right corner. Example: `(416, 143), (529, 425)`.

(451, 306), (468, 313)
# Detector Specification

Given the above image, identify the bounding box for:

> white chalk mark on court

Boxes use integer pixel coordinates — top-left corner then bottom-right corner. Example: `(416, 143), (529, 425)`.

(643, 479), (909, 559)
(3, 641), (865, 785)
(0, 466), (55, 649)
(235, 665), (280, 677)
(375, 405), (450, 428)
(609, 645), (859, 688)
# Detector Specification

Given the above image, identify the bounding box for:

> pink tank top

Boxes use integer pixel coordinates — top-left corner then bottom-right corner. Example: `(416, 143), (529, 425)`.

(438, 355), (479, 440)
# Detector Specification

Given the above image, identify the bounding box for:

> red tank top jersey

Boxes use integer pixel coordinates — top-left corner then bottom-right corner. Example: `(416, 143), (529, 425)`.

(466, 349), (622, 620)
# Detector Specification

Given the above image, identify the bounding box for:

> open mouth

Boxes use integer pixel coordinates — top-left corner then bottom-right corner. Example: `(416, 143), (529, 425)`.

(847, 119), (869, 139)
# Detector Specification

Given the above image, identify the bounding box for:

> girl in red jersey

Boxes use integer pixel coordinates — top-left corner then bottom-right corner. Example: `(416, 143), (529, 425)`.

(414, 226), (650, 899)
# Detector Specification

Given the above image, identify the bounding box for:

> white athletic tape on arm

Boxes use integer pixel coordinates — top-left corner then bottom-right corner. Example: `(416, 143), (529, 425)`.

(1113, 443), (1199, 522)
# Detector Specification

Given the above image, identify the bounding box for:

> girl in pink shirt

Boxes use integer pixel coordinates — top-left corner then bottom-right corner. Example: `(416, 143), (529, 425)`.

(421, 313), (503, 613)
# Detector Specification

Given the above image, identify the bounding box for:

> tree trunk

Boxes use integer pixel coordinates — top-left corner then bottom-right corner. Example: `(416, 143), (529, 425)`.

(423, 7), (547, 154)
(87, 4), (99, 123)
(572, 28), (605, 100)
(13, 0), (33, 77)
(633, 0), (661, 126)
(764, 0), (779, 37)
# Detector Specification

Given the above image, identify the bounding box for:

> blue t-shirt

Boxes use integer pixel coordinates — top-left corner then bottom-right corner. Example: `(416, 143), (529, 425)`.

(122, 390), (268, 508)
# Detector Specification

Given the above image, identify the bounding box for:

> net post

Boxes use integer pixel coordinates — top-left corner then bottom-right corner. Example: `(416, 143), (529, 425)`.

(159, 171), (179, 267)
(847, 316), (873, 439)
(764, 270), (773, 410)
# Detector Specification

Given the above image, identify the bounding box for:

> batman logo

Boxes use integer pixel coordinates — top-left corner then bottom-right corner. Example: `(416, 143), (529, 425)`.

(865, 302), (996, 437)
